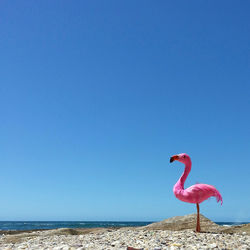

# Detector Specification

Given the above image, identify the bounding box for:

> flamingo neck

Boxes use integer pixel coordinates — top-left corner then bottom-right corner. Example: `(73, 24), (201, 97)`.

(176, 160), (191, 190)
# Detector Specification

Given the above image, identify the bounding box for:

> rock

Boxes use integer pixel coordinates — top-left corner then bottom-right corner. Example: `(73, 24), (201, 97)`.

(220, 223), (250, 235)
(143, 214), (221, 232)
(127, 247), (143, 250)
(53, 246), (68, 250)
(171, 243), (181, 247)
(111, 240), (120, 246)
(209, 242), (217, 248)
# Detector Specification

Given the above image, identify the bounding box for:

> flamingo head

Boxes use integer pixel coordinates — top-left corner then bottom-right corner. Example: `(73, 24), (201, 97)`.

(170, 153), (191, 164)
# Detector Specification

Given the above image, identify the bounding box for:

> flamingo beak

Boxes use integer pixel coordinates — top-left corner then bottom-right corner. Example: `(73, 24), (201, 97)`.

(170, 155), (179, 163)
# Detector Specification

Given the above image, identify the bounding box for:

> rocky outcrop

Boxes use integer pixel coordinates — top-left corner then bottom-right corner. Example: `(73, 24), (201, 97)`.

(143, 213), (250, 235)
(221, 223), (250, 235)
(0, 228), (110, 244)
(143, 213), (222, 232)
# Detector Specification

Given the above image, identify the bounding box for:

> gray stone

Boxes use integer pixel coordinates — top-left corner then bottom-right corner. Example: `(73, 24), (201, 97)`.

(209, 242), (217, 248)
(143, 213), (221, 232)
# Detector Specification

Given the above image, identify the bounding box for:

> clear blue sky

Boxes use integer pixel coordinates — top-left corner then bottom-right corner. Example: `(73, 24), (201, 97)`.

(1, 1), (250, 222)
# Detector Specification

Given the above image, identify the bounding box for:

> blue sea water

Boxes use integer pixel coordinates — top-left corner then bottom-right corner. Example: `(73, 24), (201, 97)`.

(0, 221), (248, 231)
(0, 221), (152, 231)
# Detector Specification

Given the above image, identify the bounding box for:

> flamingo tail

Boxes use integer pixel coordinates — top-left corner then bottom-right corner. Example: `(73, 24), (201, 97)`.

(214, 189), (223, 205)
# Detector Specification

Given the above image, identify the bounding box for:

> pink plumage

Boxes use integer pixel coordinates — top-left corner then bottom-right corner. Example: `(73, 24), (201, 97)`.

(174, 183), (223, 205)
(170, 153), (223, 232)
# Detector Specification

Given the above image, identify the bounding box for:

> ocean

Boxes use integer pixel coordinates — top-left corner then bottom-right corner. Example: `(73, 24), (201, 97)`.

(0, 221), (151, 231)
(0, 221), (248, 231)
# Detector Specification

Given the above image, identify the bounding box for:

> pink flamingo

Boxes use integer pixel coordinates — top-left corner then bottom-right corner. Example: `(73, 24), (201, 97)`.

(170, 153), (223, 232)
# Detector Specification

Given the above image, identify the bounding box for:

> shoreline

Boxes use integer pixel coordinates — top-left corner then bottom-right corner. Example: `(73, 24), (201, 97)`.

(0, 222), (248, 235)
(1, 214), (250, 249)
(0, 221), (248, 233)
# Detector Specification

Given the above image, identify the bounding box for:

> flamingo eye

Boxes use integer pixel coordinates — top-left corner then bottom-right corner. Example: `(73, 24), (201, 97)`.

(183, 155), (186, 158)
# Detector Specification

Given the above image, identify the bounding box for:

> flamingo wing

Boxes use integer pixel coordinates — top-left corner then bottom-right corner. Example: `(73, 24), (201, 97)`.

(183, 184), (223, 204)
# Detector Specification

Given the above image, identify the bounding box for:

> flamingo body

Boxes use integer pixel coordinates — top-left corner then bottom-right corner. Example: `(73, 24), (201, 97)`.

(170, 153), (223, 232)
(174, 183), (223, 204)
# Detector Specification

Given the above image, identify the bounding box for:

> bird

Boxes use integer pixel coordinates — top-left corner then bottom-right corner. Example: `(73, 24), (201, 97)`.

(170, 153), (223, 232)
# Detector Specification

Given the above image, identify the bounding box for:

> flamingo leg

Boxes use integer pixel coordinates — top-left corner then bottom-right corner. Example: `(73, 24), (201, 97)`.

(196, 203), (201, 232)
